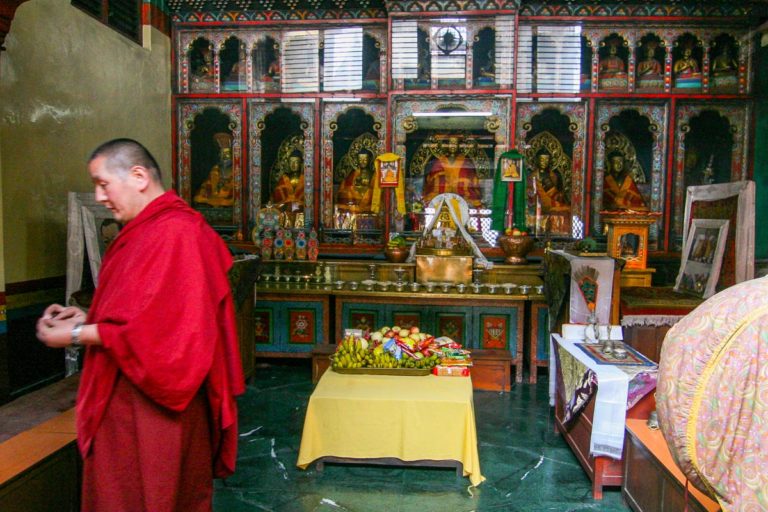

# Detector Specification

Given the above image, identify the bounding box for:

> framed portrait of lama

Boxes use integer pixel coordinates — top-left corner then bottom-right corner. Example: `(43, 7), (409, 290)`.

(674, 219), (729, 298)
(682, 181), (755, 289)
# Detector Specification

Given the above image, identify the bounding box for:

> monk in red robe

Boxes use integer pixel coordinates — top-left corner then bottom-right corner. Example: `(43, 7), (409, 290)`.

(36, 139), (244, 512)
(423, 136), (482, 207)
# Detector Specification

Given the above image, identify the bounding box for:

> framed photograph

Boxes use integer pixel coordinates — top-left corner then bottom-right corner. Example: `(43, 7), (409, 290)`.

(683, 181), (755, 288)
(674, 219), (729, 298)
(499, 154), (523, 182)
(377, 156), (400, 188)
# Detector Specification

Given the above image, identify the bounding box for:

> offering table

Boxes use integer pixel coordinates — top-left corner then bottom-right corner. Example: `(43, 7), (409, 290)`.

(296, 370), (484, 486)
(550, 334), (657, 499)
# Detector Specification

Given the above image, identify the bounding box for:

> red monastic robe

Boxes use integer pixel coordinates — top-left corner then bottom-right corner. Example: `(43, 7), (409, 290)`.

(77, 191), (245, 511)
(423, 155), (482, 207)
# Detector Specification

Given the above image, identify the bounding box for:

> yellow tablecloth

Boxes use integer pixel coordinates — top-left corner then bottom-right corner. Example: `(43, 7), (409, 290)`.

(296, 370), (484, 486)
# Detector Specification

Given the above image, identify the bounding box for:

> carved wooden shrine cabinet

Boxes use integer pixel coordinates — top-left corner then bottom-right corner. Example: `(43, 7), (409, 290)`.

(168, 0), (762, 388)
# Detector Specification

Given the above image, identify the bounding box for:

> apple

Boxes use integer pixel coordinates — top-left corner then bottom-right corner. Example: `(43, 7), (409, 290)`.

(409, 326), (420, 334)
(512, 228), (522, 236)
(399, 328), (410, 338)
(380, 326), (390, 335)
(505, 227), (513, 235)
(386, 330), (396, 337)
(370, 332), (383, 342)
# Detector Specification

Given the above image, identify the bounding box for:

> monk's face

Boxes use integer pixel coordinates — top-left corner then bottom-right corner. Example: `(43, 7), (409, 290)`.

(90, 155), (146, 223)
(357, 152), (370, 169)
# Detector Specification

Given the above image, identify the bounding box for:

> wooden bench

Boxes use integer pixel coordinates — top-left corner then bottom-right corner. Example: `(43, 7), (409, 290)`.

(311, 345), (513, 391)
(0, 409), (79, 512)
(624, 419), (720, 512)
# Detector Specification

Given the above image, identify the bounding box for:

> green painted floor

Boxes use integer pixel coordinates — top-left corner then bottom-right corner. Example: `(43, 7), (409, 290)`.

(215, 363), (631, 512)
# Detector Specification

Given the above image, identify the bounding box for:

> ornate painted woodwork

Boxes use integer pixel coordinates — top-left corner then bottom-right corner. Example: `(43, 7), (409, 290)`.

(516, 102), (588, 239)
(248, 100), (315, 230)
(170, 3), (759, 260)
(176, 99), (244, 237)
(671, 102), (751, 249)
(321, 102), (387, 230)
(591, 102), (669, 249)
(255, 294), (329, 353)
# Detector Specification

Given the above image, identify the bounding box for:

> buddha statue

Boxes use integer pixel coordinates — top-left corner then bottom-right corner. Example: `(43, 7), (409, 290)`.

(336, 148), (375, 213)
(711, 42), (738, 90)
(272, 151), (305, 210)
(674, 45), (702, 89)
(602, 150), (648, 211)
(598, 38), (628, 90)
(636, 41), (663, 89)
(476, 49), (496, 85)
(193, 132), (235, 207)
(527, 149), (571, 235)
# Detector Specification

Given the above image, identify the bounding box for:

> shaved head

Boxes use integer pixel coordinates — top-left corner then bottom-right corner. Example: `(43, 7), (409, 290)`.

(88, 139), (162, 182)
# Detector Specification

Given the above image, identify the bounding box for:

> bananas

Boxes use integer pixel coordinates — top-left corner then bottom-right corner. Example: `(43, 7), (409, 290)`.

(331, 334), (441, 370)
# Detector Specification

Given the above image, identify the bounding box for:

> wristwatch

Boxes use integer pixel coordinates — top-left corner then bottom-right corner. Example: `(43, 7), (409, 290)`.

(71, 322), (84, 346)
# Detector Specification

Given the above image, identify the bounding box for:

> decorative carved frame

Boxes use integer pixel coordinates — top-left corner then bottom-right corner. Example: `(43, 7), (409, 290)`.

(176, 99), (244, 235)
(591, 102), (668, 246)
(516, 102), (588, 238)
(581, 27), (750, 95)
(321, 102), (387, 228)
(392, 96), (510, 221)
(682, 181), (755, 287)
(248, 100), (315, 227)
(672, 101), (750, 247)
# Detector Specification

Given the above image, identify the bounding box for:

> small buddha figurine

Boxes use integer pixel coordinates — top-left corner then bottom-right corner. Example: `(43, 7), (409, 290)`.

(712, 44), (737, 76)
(674, 45), (702, 89)
(636, 41), (663, 89)
(598, 38), (628, 90)
(711, 42), (738, 90)
(476, 49), (496, 86)
(193, 133), (235, 207)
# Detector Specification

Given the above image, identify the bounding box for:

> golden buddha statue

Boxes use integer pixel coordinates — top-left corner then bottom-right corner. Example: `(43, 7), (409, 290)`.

(270, 134), (306, 227)
(334, 132), (380, 219)
(602, 150), (648, 211)
(598, 38), (628, 90)
(193, 132), (235, 207)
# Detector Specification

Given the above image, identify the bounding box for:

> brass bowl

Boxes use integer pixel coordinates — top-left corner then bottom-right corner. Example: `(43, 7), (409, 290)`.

(498, 235), (535, 265)
(384, 246), (409, 263)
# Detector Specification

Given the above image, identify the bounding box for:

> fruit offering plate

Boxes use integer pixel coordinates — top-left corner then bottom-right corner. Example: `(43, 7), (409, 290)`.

(333, 367), (431, 376)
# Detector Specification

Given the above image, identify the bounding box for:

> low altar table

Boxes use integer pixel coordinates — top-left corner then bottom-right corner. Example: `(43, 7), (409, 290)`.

(620, 286), (703, 362)
(550, 333), (657, 499)
(296, 370), (484, 486)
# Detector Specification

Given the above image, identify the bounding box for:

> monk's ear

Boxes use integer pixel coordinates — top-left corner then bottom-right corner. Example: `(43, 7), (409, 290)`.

(129, 166), (152, 191)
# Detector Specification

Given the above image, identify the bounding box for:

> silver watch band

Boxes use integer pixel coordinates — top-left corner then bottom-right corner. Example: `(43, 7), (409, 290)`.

(71, 322), (84, 346)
